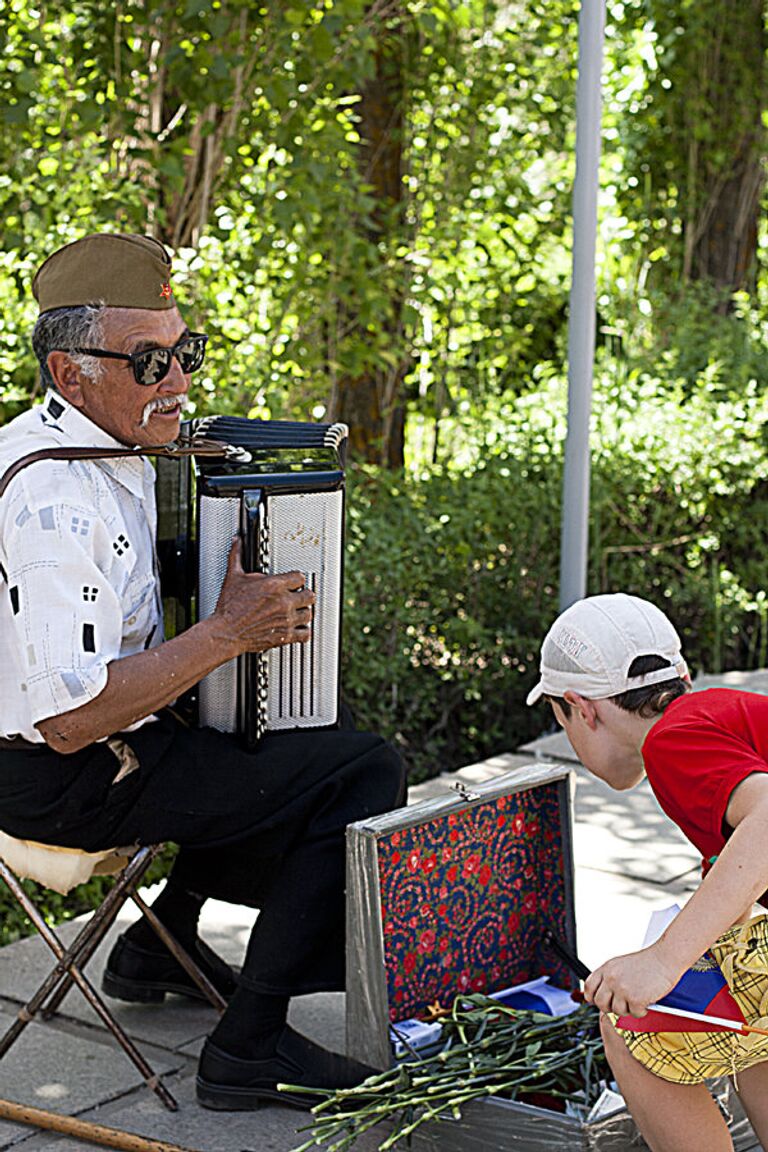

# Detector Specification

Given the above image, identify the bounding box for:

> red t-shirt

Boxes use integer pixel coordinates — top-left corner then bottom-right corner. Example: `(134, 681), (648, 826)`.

(643, 688), (768, 876)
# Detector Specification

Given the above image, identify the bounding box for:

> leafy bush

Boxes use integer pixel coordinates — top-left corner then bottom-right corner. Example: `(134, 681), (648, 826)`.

(343, 374), (768, 780)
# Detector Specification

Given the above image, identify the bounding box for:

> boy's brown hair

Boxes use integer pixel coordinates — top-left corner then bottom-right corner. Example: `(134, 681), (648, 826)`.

(546, 653), (690, 720)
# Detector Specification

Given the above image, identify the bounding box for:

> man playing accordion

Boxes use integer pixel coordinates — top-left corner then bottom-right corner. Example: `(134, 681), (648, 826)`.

(0, 232), (405, 1110)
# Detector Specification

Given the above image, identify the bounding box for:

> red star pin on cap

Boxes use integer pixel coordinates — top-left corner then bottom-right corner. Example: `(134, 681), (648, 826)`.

(159, 282), (172, 299)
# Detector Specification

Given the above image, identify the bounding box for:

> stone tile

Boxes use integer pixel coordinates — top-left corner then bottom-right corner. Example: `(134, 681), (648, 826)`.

(0, 924), (213, 1054)
(0, 1004), (186, 1151)
(20, 1071), (387, 1152)
(518, 728), (578, 762)
(410, 752), (566, 802)
(0, 895), (256, 1054)
(574, 863), (696, 972)
(693, 669), (768, 693)
(176, 990), (346, 1063)
(443, 752), (542, 782)
(1, 728), (750, 1152)
(570, 765), (699, 885)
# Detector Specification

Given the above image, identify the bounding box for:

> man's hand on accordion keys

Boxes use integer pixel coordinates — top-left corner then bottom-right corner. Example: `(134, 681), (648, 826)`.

(210, 537), (316, 656)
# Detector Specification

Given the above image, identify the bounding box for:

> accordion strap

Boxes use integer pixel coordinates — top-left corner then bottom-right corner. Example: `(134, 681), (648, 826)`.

(0, 437), (233, 501)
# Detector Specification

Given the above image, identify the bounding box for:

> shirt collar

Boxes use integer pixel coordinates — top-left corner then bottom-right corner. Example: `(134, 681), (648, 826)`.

(39, 390), (153, 499)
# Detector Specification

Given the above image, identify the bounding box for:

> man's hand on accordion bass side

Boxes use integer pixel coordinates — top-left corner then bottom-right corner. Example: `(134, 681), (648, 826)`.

(210, 537), (316, 655)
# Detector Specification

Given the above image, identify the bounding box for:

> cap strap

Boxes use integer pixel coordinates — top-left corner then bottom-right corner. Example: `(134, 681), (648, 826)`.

(626, 661), (688, 689)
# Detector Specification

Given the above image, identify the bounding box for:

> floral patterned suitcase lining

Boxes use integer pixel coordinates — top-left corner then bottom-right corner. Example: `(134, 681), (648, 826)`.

(376, 779), (573, 1024)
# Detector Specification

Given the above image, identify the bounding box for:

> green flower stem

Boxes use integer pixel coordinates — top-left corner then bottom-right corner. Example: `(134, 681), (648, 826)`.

(289, 1000), (610, 1152)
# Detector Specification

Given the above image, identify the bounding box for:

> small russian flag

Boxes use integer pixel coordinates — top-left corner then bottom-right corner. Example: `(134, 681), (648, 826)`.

(616, 950), (747, 1034)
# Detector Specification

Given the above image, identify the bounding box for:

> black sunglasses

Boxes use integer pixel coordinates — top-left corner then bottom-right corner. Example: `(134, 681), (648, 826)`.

(64, 332), (208, 387)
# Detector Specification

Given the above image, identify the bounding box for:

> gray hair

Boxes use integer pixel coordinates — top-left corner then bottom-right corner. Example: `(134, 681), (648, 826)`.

(32, 304), (107, 393)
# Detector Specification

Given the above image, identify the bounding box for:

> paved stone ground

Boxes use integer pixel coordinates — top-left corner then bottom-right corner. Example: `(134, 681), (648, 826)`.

(0, 670), (762, 1152)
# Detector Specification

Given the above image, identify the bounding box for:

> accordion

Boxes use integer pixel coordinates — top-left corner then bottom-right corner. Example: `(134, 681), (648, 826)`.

(156, 414), (348, 744)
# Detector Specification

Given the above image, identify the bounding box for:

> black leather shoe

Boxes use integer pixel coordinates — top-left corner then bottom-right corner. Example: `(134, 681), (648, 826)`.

(196, 1025), (377, 1111)
(102, 933), (238, 1004)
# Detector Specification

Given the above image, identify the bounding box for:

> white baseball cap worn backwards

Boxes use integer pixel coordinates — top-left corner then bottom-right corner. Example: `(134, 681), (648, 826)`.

(526, 593), (688, 706)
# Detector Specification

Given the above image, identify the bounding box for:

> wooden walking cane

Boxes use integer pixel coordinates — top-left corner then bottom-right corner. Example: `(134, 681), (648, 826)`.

(0, 1099), (201, 1152)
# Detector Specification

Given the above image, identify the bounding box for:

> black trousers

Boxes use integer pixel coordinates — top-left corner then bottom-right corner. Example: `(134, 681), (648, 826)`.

(0, 714), (406, 996)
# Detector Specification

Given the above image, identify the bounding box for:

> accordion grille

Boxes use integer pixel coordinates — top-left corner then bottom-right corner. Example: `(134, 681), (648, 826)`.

(265, 490), (342, 729)
(197, 491), (343, 733)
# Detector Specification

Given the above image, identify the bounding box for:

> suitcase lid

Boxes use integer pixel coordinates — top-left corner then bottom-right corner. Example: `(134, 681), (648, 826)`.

(346, 762), (577, 1068)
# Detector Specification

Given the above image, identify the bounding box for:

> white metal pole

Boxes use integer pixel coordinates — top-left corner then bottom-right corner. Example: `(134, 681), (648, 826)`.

(559, 0), (606, 610)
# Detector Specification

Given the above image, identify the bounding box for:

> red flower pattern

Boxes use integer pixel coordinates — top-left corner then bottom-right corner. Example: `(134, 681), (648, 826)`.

(375, 782), (570, 1023)
(419, 929), (437, 952)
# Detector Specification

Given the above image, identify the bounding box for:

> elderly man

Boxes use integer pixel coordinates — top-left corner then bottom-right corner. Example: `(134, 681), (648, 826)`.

(0, 233), (405, 1110)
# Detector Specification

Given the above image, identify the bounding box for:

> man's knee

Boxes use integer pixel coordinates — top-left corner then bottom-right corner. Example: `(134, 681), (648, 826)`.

(376, 739), (407, 808)
(350, 733), (407, 812)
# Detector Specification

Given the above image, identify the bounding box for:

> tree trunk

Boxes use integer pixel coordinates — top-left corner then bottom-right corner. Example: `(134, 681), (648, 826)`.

(331, 2), (407, 468)
(687, 135), (764, 302)
(657, 0), (767, 306)
(686, 1), (765, 304)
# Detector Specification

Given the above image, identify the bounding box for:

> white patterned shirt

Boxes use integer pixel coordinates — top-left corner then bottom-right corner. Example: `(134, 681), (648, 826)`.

(0, 390), (163, 742)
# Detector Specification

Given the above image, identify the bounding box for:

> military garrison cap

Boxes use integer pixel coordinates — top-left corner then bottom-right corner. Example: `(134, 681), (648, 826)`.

(33, 233), (175, 314)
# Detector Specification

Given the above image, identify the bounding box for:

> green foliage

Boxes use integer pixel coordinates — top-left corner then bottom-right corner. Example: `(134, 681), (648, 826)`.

(605, 0), (766, 293)
(344, 371), (768, 781)
(0, 0), (581, 436)
(343, 454), (558, 777)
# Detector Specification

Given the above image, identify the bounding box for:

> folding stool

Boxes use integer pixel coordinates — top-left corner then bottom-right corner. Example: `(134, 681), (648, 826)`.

(0, 836), (227, 1111)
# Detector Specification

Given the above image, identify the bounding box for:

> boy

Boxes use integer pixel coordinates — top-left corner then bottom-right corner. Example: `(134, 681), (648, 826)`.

(527, 593), (768, 1152)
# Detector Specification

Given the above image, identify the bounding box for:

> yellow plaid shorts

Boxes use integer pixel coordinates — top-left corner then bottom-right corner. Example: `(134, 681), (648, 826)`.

(609, 914), (768, 1085)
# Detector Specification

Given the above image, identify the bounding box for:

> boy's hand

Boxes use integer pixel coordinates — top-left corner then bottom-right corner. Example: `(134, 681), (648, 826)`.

(584, 945), (682, 1018)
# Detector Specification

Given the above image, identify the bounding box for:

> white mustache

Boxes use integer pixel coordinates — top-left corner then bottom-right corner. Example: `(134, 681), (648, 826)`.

(140, 395), (191, 428)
